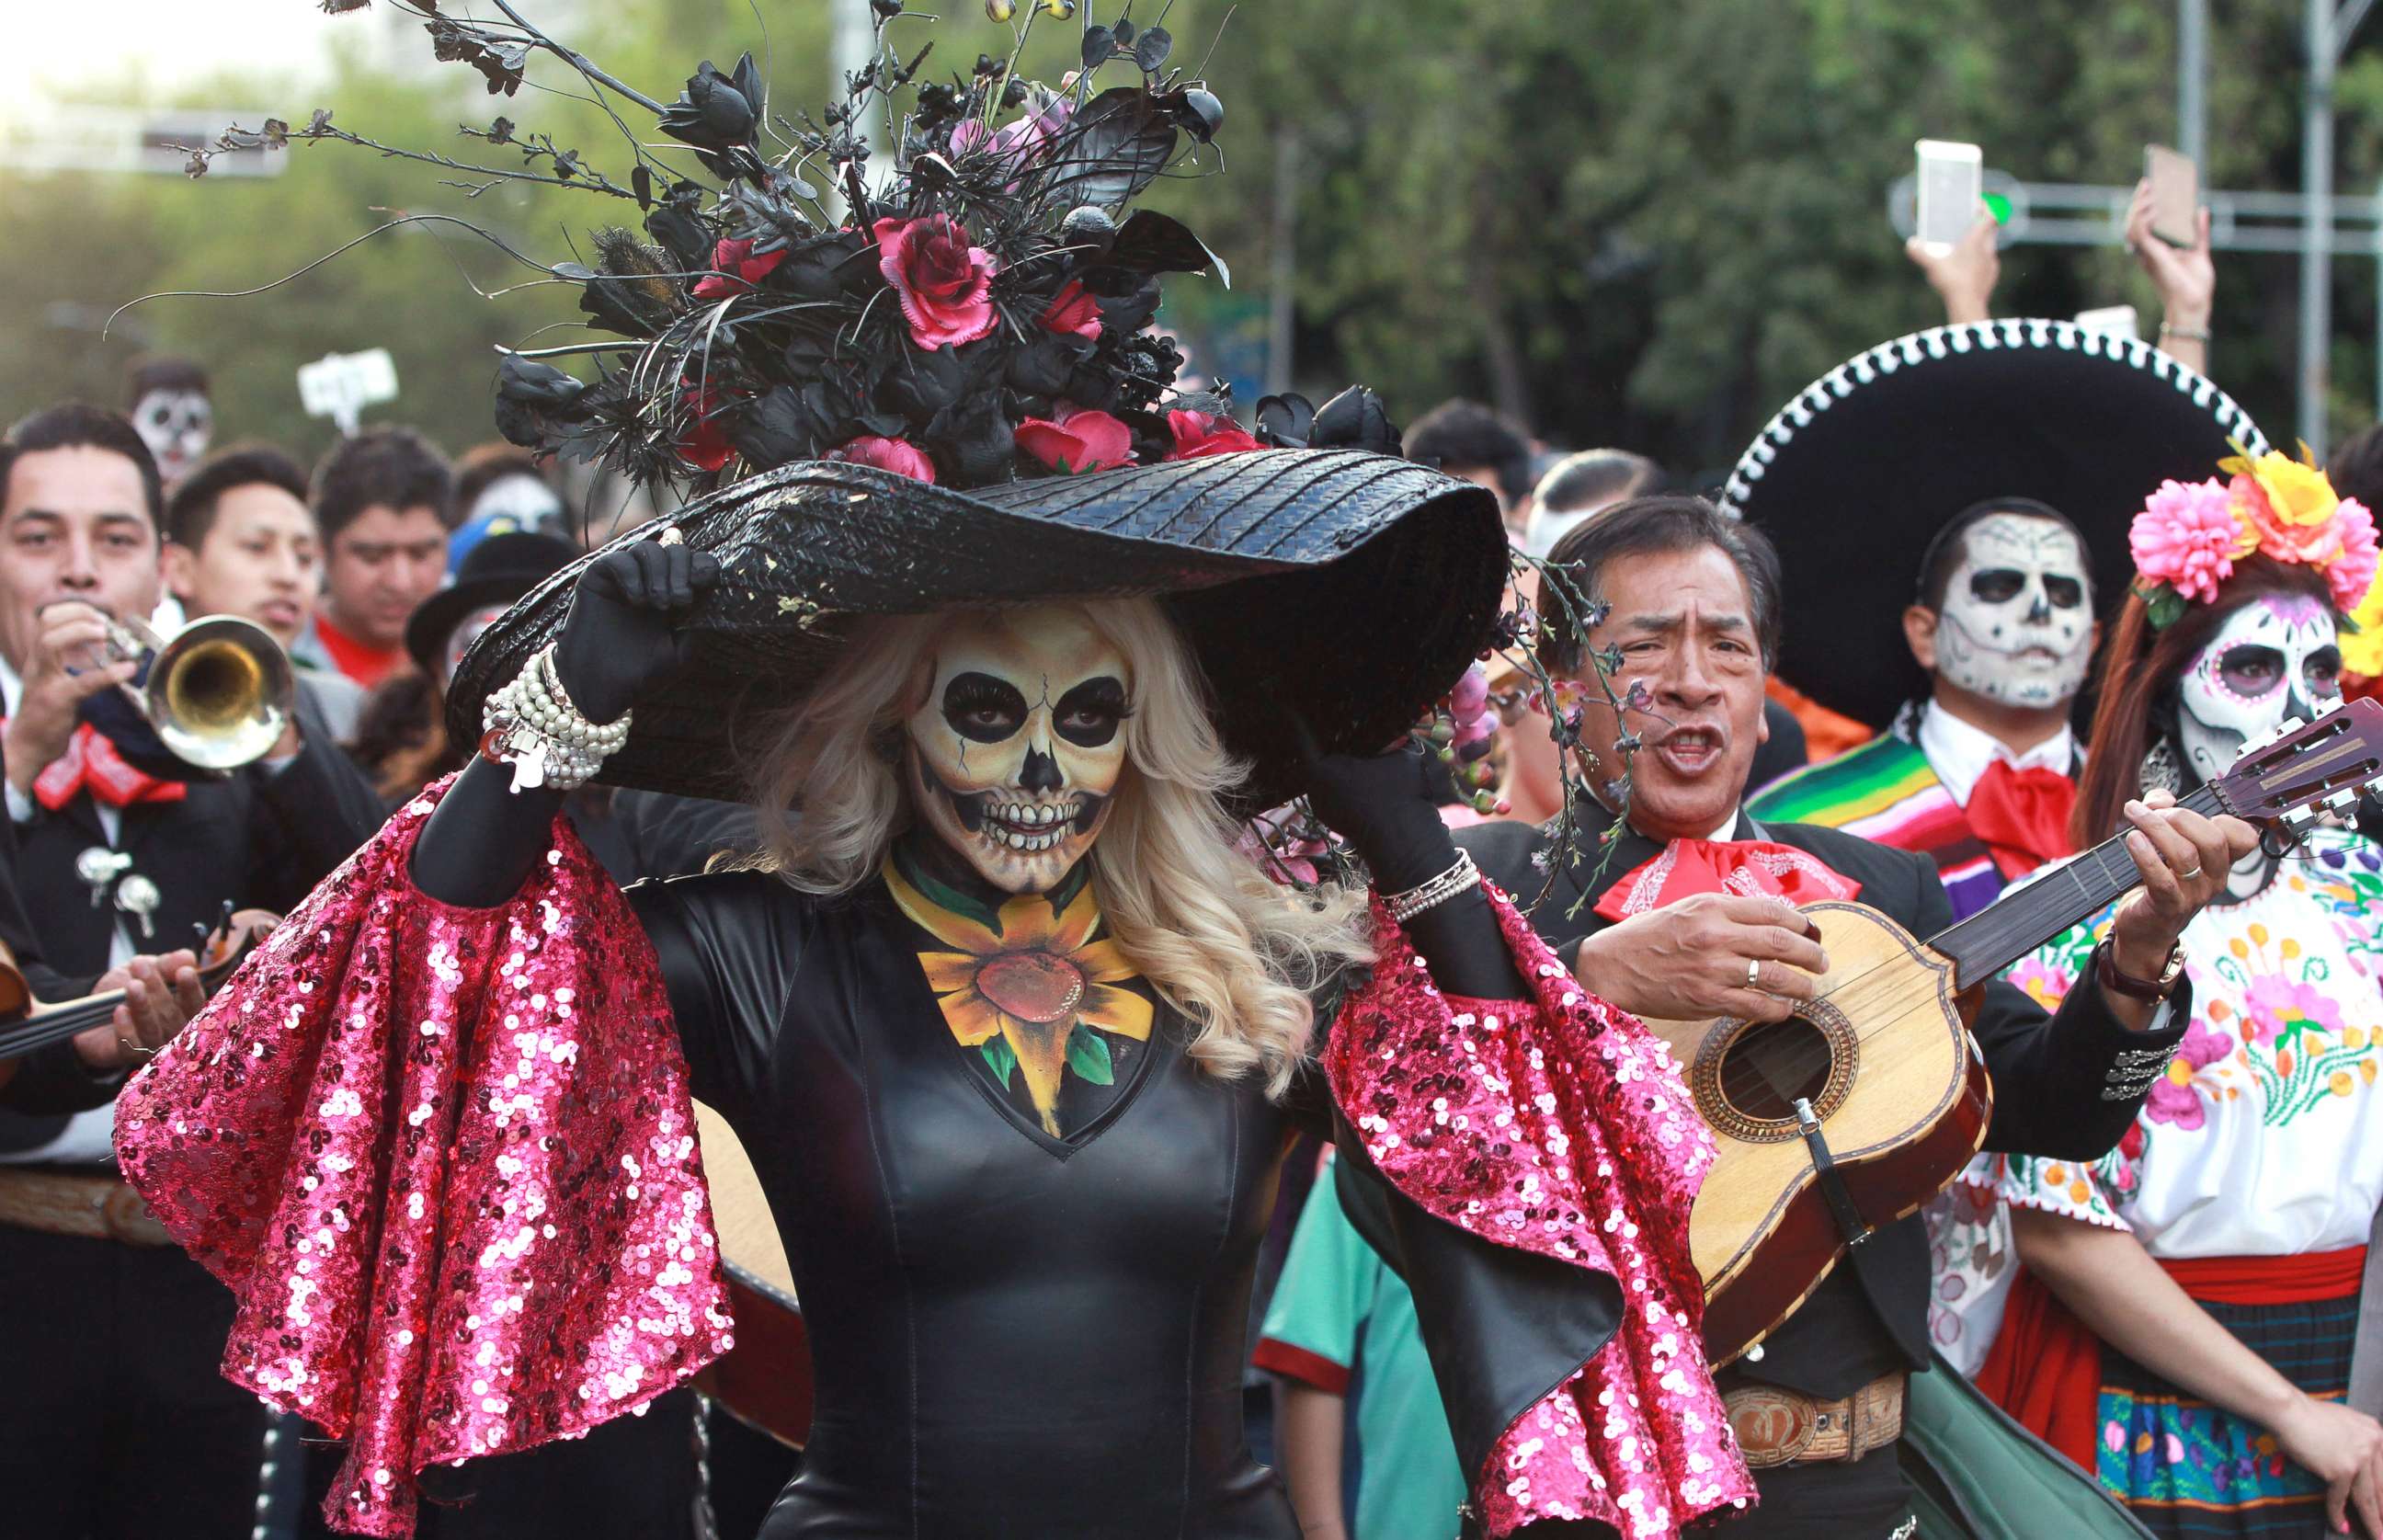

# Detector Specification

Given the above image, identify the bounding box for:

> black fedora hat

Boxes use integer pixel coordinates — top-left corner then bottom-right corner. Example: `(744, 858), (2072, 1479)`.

(447, 449), (1506, 807)
(1716, 319), (2267, 729)
(406, 531), (584, 680)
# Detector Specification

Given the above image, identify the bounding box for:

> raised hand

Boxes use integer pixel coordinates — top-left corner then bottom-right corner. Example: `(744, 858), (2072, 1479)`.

(552, 534), (720, 724)
(1906, 208), (2001, 325)
(1572, 893), (1830, 1025)
(4, 601), (137, 796)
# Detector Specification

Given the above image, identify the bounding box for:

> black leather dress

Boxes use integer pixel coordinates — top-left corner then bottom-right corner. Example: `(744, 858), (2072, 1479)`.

(629, 869), (1317, 1540)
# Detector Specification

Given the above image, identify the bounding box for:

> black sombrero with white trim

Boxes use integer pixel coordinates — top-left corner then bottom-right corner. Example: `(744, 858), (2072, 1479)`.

(447, 448), (1506, 808)
(1716, 319), (2269, 729)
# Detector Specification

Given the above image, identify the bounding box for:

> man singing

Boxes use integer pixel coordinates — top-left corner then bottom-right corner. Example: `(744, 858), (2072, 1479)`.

(1452, 495), (2252, 1539)
(0, 404), (385, 1538)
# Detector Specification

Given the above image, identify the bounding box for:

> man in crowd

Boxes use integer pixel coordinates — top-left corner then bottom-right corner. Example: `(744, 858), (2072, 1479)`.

(292, 426), (452, 689)
(0, 404), (385, 1537)
(1522, 446), (1661, 559)
(1448, 496), (2248, 1537)
(1407, 398), (1537, 542)
(164, 443), (367, 741)
(1750, 498), (2099, 919)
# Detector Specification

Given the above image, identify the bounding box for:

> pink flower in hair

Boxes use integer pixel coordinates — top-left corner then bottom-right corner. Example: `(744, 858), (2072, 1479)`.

(2130, 478), (2253, 604)
(2327, 497), (2378, 612)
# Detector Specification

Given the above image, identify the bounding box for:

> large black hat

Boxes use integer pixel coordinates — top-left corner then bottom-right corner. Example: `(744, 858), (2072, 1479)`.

(448, 449), (1505, 807)
(1716, 319), (2267, 729)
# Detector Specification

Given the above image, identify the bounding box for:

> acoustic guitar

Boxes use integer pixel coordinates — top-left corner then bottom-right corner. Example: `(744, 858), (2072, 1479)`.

(1645, 699), (2383, 1365)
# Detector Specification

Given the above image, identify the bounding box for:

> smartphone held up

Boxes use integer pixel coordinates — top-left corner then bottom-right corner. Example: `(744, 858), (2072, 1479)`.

(1914, 139), (1983, 255)
(2144, 143), (2199, 249)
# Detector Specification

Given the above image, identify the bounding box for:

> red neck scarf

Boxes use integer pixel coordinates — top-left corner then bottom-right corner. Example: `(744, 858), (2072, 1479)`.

(1964, 759), (2077, 881)
(1593, 836), (1861, 922)
(26, 723), (188, 812)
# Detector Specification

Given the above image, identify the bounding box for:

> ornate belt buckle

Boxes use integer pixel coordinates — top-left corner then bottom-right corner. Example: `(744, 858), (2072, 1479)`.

(1724, 1385), (1818, 1468)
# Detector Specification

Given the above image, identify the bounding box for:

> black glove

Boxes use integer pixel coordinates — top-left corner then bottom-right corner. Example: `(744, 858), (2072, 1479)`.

(552, 538), (720, 724)
(1301, 740), (1461, 893)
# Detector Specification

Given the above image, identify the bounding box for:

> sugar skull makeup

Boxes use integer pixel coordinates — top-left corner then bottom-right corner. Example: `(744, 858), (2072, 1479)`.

(1933, 513), (2094, 708)
(2175, 593), (2343, 784)
(132, 389), (214, 485)
(905, 605), (1129, 894)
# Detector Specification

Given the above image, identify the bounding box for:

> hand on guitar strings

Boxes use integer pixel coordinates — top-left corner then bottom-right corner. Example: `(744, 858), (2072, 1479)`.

(1568, 893), (1828, 1025)
(73, 949), (206, 1072)
(2105, 787), (2257, 998)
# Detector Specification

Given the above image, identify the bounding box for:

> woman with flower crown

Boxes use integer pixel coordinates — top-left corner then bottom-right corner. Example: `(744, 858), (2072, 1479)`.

(1967, 451), (2383, 1539)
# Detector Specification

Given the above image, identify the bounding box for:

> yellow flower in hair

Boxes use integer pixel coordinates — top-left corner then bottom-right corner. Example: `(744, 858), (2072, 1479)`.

(2220, 447), (2340, 528)
(2343, 569), (2383, 678)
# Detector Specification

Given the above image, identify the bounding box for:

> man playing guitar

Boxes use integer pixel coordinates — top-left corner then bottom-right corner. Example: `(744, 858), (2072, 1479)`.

(1455, 496), (2254, 1539)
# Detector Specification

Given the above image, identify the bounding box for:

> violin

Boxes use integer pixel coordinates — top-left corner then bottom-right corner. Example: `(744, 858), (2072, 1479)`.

(0, 910), (265, 1065)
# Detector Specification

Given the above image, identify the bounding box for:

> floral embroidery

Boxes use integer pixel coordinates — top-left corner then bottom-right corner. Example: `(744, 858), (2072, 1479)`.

(2143, 1016), (2232, 1132)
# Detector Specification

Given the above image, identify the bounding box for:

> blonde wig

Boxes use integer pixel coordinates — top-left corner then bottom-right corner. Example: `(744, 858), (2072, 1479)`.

(743, 597), (1374, 1097)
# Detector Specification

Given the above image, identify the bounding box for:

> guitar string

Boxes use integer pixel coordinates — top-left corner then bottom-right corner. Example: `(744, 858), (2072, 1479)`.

(1715, 784), (2223, 1107)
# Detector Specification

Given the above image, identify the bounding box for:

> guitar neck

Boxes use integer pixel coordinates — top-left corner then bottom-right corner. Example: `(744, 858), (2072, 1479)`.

(1928, 782), (2229, 989)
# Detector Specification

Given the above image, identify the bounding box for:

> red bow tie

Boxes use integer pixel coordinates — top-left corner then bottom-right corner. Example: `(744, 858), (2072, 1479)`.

(1964, 759), (2076, 882)
(1594, 836), (1862, 923)
(29, 724), (188, 812)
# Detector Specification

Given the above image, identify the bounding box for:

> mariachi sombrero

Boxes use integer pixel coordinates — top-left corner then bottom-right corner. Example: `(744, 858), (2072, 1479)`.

(448, 449), (1506, 807)
(1716, 319), (2268, 729)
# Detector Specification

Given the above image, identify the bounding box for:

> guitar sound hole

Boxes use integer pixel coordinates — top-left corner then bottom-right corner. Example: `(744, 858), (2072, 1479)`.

(1717, 1015), (1836, 1123)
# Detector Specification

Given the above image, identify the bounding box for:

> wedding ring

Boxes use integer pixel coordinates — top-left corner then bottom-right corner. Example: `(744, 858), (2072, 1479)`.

(1747, 958), (1762, 989)
(2178, 865), (2202, 881)
(116, 1037), (155, 1059)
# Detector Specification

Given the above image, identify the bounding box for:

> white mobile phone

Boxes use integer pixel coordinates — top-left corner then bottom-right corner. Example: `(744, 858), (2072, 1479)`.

(2073, 304), (2142, 342)
(2145, 143), (2199, 248)
(1914, 140), (1983, 255)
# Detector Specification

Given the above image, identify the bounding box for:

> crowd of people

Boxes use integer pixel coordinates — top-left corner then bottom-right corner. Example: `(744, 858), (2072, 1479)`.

(1, 34), (2380, 1540)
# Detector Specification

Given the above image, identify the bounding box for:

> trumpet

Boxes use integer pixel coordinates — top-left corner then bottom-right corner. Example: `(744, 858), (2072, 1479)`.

(97, 612), (298, 772)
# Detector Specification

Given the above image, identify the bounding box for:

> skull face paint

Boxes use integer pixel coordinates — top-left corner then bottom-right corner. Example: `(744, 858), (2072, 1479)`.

(905, 605), (1130, 895)
(1933, 513), (2094, 708)
(2175, 593), (2343, 785)
(131, 390), (214, 486)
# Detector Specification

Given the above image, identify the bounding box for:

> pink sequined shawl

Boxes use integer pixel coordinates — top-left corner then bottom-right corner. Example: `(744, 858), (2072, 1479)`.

(114, 782), (734, 1537)
(117, 776), (1746, 1537)
(1326, 889), (1754, 1537)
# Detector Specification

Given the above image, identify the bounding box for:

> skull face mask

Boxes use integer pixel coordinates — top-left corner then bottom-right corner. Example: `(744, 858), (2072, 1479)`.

(905, 605), (1130, 895)
(131, 390), (213, 485)
(2175, 593), (2343, 785)
(1932, 512), (2094, 709)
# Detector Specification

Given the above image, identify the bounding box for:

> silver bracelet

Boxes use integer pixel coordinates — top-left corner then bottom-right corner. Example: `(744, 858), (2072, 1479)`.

(481, 644), (631, 793)
(2158, 321), (2210, 343)
(1383, 850), (1481, 924)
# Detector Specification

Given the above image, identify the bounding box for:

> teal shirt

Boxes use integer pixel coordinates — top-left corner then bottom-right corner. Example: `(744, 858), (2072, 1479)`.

(1256, 1158), (1465, 1540)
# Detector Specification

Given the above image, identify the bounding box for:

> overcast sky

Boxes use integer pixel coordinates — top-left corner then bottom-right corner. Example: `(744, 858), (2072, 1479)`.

(3, 2), (366, 109)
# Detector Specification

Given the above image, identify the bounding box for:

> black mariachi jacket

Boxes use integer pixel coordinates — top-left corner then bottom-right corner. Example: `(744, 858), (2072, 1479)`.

(0, 685), (386, 1129)
(1444, 809), (2189, 1402)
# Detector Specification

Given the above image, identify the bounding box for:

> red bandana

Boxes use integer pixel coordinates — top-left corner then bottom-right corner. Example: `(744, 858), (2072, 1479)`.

(1964, 760), (2077, 881)
(1593, 837), (1861, 922)
(29, 724), (188, 812)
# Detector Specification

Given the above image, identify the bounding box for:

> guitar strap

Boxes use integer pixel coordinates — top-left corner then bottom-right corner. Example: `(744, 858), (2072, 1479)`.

(1794, 1098), (1876, 1249)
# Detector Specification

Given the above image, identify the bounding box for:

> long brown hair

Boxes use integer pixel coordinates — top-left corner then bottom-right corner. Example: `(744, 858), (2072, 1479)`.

(2072, 555), (2337, 847)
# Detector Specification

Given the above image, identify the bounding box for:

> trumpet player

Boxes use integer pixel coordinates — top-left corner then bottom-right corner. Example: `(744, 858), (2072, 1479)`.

(0, 403), (385, 1540)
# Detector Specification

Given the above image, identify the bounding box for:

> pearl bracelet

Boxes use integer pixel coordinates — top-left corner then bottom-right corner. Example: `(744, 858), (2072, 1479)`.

(480, 644), (632, 793)
(1382, 850), (1482, 924)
